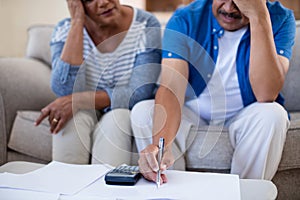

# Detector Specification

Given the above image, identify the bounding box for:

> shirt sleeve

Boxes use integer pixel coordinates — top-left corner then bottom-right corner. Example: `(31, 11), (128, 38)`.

(273, 12), (296, 60)
(49, 19), (82, 97)
(162, 12), (190, 61)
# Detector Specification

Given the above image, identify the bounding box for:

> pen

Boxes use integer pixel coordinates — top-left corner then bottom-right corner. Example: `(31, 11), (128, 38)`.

(156, 137), (165, 188)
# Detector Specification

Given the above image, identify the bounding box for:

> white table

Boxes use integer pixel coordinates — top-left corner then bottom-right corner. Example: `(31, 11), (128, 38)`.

(0, 161), (277, 200)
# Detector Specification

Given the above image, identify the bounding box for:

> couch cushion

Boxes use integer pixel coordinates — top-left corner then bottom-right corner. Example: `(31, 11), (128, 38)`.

(186, 113), (300, 172)
(186, 126), (233, 171)
(282, 21), (300, 112)
(8, 111), (52, 162)
(279, 112), (300, 171)
(0, 161), (45, 174)
(26, 24), (54, 66)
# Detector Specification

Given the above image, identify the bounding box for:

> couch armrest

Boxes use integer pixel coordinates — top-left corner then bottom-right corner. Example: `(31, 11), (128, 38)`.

(0, 93), (7, 164)
(0, 57), (56, 164)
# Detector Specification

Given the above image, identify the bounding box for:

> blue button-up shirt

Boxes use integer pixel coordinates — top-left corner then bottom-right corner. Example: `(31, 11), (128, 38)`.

(162, 0), (296, 107)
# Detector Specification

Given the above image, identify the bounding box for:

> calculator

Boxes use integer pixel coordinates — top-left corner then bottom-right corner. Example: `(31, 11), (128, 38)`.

(104, 165), (141, 186)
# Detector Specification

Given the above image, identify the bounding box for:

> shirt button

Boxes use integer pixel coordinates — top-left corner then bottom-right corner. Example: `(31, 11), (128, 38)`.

(279, 50), (284, 54)
(213, 28), (216, 32)
(214, 46), (218, 50)
(168, 52), (173, 57)
(207, 74), (211, 78)
(219, 30), (223, 34)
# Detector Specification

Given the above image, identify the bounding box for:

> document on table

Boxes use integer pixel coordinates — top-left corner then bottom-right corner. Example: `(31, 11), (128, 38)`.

(0, 161), (110, 195)
(0, 188), (60, 200)
(0, 161), (241, 200)
(66, 170), (241, 200)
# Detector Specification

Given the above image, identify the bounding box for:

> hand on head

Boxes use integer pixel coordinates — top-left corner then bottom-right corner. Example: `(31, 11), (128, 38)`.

(66, 0), (86, 22)
(232, 0), (268, 19)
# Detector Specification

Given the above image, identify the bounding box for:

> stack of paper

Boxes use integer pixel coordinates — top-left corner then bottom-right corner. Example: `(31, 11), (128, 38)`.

(71, 170), (241, 200)
(0, 161), (110, 200)
(0, 161), (241, 200)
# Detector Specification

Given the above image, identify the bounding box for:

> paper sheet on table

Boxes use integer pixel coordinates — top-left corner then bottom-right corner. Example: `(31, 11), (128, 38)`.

(0, 188), (59, 200)
(66, 170), (241, 200)
(0, 161), (110, 195)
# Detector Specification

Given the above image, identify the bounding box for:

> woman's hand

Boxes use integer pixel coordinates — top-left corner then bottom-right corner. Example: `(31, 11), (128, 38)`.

(138, 144), (174, 185)
(35, 94), (77, 134)
(66, 0), (85, 23)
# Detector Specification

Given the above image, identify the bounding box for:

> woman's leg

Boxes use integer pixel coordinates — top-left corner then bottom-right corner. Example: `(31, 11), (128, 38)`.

(91, 109), (134, 167)
(52, 110), (98, 164)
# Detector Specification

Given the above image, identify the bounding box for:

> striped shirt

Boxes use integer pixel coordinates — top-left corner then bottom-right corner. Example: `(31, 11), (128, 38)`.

(50, 7), (162, 110)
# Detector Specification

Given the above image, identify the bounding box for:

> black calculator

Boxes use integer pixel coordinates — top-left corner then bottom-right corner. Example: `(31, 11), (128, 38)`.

(104, 165), (141, 186)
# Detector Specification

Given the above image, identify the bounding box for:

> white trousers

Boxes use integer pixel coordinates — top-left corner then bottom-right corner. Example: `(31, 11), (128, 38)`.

(52, 109), (136, 166)
(131, 100), (289, 180)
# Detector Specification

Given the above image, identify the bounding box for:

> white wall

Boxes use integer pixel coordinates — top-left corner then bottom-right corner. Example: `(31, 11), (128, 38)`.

(0, 0), (147, 57)
(0, 0), (69, 57)
(120, 0), (145, 9)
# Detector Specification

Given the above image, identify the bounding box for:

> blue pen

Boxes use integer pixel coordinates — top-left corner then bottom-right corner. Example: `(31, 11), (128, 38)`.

(156, 137), (165, 188)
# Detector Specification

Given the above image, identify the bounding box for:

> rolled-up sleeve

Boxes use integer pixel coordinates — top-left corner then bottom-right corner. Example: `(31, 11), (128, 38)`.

(50, 28), (82, 97)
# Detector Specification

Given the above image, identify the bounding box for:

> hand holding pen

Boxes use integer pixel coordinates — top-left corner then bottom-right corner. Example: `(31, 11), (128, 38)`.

(138, 137), (175, 187)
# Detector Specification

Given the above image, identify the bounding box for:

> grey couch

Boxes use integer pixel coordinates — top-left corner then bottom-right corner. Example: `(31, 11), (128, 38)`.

(0, 22), (299, 199)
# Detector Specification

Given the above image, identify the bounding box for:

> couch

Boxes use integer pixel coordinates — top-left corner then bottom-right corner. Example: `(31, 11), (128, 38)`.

(0, 21), (299, 199)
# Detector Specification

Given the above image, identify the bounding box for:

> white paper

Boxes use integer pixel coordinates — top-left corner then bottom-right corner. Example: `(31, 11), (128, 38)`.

(69, 170), (240, 200)
(0, 162), (240, 199)
(0, 161), (110, 195)
(0, 188), (59, 200)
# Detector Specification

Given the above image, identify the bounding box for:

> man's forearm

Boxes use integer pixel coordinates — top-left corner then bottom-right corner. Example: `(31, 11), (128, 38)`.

(153, 59), (189, 147)
(249, 9), (287, 102)
(152, 86), (183, 148)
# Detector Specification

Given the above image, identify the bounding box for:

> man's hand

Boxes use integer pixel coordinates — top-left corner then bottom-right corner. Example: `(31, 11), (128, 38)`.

(138, 144), (174, 185)
(233, 0), (267, 20)
(35, 95), (77, 134)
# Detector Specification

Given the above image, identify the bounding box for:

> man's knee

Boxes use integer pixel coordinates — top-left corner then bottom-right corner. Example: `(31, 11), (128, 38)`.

(250, 102), (289, 126)
(131, 99), (155, 128)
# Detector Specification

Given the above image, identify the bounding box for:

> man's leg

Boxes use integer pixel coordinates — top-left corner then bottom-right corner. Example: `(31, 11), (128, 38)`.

(91, 109), (134, 167)
(52, 110), (98, 164)
(131, 100), (206, 170)
(228, 102), (289, 180)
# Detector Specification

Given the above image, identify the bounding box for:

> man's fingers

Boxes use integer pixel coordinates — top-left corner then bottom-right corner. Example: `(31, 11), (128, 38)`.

(142, 171), (157, 183)
(138, 149), (158, 182)
(145, 149), (159, 172)
(160, 145), (175, 170)
(161, 173), (168, 183)
(162, 155), (174, 170)
(138, 156), (156, 182)
(138, 144), (170, 184)
(138, 153), (152, 174)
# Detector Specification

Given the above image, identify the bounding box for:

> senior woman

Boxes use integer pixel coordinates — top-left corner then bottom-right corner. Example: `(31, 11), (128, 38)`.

(35, 0), (161, 166)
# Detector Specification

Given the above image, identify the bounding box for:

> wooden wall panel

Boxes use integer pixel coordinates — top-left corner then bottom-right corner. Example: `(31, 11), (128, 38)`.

(271, 0), (300, 19)
(146, 0), (299, 20)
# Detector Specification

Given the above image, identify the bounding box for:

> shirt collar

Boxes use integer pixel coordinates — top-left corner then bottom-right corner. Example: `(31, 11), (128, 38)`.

(211, 13), (251, 40)
(211, 11), (225, 38)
